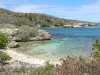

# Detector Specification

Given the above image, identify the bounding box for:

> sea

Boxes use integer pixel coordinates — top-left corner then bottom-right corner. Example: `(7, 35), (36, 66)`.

(14, 26), (100, 61)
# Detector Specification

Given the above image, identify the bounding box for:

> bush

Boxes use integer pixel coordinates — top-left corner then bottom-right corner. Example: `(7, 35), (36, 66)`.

(55, 57), (100, 75)
(28, 60), (54, 75)
(28, 27), (38, 37)
(0, 32), (8, 49)
(92, 40), (100, 61)
(15, 30), (30, 42)
(0, 52), (11, 63)
(14, 26), (38, 42)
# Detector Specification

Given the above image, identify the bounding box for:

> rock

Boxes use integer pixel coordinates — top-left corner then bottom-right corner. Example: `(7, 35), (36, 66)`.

(30, 36), (43, 41)
(38, 30), (51, 40)
(0, 28), (18, 39)
(2, 28), (51, 42)
(8, 41), (20, 48)
(12, 36), (23, 42)
(0, 28), (18, 36)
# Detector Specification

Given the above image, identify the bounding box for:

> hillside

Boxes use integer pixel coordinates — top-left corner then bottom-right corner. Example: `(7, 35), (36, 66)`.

(0, 8), (97, 27)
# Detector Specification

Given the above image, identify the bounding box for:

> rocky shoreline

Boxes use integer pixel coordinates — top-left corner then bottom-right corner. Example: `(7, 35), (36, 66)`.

(0, 28), (51, 41)
(0, 28), (51, 48)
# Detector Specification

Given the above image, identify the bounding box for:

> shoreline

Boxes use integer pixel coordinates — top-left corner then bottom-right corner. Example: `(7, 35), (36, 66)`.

(5, 48), (60, 66)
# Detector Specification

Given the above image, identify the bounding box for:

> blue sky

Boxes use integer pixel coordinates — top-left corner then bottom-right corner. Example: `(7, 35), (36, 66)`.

(0, 0), (100, 22)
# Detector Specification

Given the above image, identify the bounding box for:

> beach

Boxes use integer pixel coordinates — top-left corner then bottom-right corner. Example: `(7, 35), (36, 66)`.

(5, 48), (60, 66)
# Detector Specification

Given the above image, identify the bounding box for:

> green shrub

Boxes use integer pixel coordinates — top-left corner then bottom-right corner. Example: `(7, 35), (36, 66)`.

(28, 61), (54, 75)
(0, 52), (11, 63)
(15, 26), (38, 41)
(15, 30), (30, 42)
(92, 40), (100, 61)
(28, 27), (38, 37)
(0, 32), (8, 49)
(42, 24), (50, 27)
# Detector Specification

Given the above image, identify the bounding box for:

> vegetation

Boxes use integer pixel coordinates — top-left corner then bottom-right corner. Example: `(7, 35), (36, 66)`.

(29, 61), (54, 75)
(0, 61), (54, 75)
(0, 8), (96, 28)
(0, 32), (8, 49)
(92, 40), (100, 61)
(0, 7), (100, 75)
(0, 40), (98, 75)
(0, 56), (100, 75)
(0, 40), (100, 75)
(0, 52), (11, 64)
(14, 26), (38, 41)
(55, 56), (100, 75)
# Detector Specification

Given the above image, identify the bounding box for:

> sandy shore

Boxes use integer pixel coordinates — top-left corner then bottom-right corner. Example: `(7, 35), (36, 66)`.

(5, 49), (60, 66)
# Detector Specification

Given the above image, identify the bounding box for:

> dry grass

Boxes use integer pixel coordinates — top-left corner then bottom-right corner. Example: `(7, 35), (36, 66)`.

(0, 57), (100, 75)
(55, 57), (100, 75)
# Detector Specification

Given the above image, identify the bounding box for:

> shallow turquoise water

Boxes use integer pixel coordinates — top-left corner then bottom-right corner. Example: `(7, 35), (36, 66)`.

(15, 28), (100, 61)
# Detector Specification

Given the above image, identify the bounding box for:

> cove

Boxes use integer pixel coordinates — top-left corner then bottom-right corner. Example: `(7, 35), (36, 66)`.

(14, 27), (100, 61)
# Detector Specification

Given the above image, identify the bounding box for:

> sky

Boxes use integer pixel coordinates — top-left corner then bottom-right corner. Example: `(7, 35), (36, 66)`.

(0, 0), (100, 22)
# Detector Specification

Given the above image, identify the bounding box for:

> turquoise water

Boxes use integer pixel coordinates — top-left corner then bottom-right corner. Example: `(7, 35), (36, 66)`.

(15, 28), (100, 61)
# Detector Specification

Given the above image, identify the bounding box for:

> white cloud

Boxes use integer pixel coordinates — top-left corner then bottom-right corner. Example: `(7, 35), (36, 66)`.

(12, 4), (78, 14)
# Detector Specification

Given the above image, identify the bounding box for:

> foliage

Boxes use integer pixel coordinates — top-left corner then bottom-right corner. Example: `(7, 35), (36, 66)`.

(29, 60), (55, 75)
(0, 32), (8, 49)
(92, 40), (100, 61)
(55, 57), (100, 75)
(0, 52), (11, 63)
(0, 57), (100, 75)
(0, 61), (55, 75)
(0, 8), (96, 27)
(14, 26), (38, 41)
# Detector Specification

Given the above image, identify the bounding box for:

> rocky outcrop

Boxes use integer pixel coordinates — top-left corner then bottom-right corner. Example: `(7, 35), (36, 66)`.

(0, 28), (18, 39)
(0, 28), (51, 42)
(30, 30), (51, 41)
(38, 30), (51, 40)
(12, 36), (26, 42)
(0, 29), (18, 36)
(8, 41), (20, 48)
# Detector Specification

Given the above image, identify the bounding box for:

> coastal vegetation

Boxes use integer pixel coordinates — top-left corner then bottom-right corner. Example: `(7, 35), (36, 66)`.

(0, 8), (97, 28)
(13, 26), (38, 42)
(0, 32), (11, 65)
(0, 8), (100, 75)
(0, 52), (11, 64)
(0, 38), (100, 75)
(0, 32), (8, 49)
(0, 55), (100, 75)
(92, 40), (100, 61)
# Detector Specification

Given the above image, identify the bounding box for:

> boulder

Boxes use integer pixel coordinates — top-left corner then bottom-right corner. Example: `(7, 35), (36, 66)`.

(8, 41), (20, 48)
(12, 36), (22, 42)
(38, 30), (51, 40)
(30, 36), (43, 41)
(0, 29), (18, 36)
(0, 28), (18, 39)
